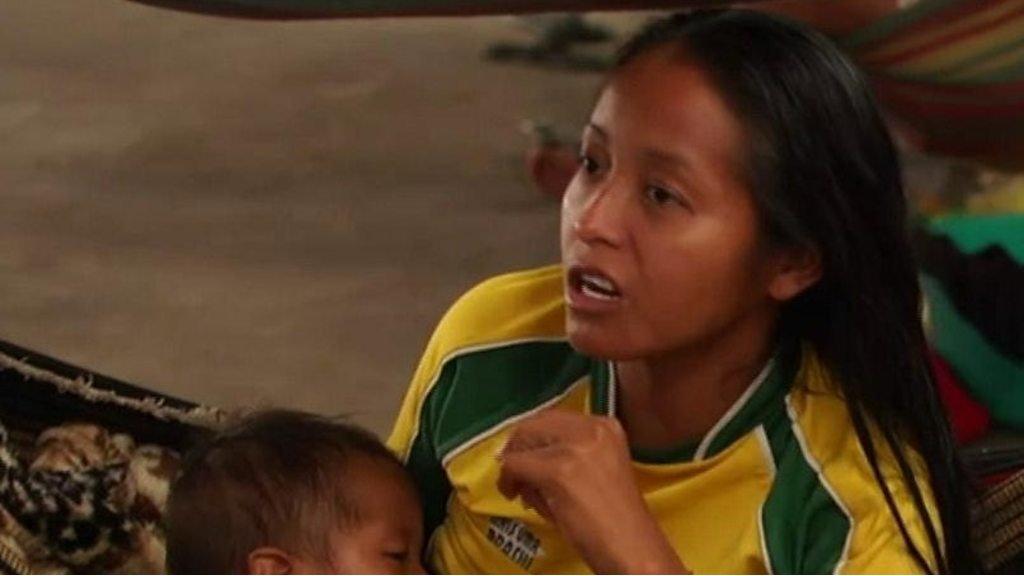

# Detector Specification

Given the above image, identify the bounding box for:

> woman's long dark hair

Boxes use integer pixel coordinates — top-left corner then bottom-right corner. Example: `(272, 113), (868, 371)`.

(616, 10), (977, 574)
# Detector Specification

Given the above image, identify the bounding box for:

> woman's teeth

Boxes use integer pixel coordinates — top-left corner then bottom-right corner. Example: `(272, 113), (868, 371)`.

(580, 273), (619, 299)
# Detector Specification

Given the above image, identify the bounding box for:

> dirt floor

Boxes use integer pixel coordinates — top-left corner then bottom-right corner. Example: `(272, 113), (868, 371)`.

(0, 1), (663, 435)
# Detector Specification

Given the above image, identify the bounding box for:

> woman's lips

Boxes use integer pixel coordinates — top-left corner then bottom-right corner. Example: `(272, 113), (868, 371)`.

(566, 266), (622, 312)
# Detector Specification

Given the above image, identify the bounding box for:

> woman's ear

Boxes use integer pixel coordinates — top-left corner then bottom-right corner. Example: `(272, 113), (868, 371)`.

(248, 547), (294, 575)
(767, 244), (823, 302)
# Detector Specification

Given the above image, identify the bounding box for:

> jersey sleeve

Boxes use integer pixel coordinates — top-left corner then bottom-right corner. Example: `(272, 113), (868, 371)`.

(387, 311), (454, 547)
(387, 322), (443, 461)
(389, 265), (565, 461)
(387, 266), (566, 554)
(764, 361), (941, 575)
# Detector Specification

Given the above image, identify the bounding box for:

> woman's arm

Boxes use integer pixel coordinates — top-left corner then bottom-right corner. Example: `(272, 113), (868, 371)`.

(497, 410), (690, 574)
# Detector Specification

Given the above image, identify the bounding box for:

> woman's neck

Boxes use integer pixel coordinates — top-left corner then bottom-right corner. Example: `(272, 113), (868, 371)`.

(614, 318), (778, 454)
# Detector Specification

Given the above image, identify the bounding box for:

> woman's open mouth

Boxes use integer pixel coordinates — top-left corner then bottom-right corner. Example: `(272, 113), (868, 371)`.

(567, 266), (622, 310)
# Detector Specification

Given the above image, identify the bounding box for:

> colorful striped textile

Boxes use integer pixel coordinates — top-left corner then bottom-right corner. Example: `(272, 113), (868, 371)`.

(842, 0), (1024, 169)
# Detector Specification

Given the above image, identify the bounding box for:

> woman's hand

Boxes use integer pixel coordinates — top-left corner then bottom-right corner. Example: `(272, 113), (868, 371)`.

(497, 410), (689, 574)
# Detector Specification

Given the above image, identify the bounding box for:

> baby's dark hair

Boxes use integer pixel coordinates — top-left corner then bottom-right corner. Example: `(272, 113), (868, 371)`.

(165, 409), (406, 574)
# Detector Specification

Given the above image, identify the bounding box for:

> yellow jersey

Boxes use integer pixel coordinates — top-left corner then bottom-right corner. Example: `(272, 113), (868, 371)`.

(388, 265), (939, 574)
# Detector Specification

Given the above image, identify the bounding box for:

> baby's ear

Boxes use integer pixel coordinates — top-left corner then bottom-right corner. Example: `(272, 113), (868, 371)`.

(248, 547), (293, 575)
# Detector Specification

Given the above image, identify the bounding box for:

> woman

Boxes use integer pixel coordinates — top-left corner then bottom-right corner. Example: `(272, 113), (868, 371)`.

(389, 10), (976, 574)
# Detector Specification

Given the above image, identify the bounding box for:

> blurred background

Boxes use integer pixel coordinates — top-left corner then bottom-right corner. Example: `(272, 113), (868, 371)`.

(1, 0), (1020, 439)
(0, 2), (640, 434)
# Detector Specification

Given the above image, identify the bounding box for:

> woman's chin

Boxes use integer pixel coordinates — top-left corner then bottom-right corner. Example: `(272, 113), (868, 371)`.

(566, 323), (640, 361)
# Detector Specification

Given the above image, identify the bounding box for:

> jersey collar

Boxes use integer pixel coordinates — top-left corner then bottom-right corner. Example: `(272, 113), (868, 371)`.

(589, 342), (799, 464)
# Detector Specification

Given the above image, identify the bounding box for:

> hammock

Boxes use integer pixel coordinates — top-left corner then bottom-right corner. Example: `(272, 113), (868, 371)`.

(0, 339), (223, 573)
(0, 339), (221, 453)
(843, 0), (1024, 169)
(125, 0), (728, 18)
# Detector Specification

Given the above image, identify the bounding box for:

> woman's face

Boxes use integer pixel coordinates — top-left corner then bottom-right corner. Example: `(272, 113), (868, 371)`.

(560, 48), (780, 361)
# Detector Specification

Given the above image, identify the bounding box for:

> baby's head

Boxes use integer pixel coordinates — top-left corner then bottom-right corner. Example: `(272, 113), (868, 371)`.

(166, 410), (423, 574)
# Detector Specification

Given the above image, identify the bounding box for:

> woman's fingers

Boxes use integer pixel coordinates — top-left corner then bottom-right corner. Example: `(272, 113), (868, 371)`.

(496, 409), (688, 573)
(497, 409), (627, 518)
(497, 446), (561, 519)
(496, 441), (559, 496)
(496, 409), (584, 501)
(520, 487), (555, 521)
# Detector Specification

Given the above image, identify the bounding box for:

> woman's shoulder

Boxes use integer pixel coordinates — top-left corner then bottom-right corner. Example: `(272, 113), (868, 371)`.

(426, 265), (568, 357)
(787, 346), (928, 474)
(786, 346), (918, 479)
(780, 346), (939, 573)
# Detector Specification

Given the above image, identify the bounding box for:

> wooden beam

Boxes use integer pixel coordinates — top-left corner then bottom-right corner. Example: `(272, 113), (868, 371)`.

(125, 0), (751, 20)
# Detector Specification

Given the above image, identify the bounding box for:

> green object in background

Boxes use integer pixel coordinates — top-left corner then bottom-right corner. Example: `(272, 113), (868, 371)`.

(921, 214), (1023, 429)
(928, 214), (1024, 263)
(922, 274), (1024, 429)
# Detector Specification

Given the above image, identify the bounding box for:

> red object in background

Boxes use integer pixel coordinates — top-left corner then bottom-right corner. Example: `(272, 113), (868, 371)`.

(523, 123), (578, 200)
(527, 142), (578, 199)
(931, 350), (992, 444)
(982, 469), (1020, 487)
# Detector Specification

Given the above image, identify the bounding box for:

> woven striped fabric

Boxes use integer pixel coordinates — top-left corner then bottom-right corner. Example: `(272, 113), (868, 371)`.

(842, 0), (1024, 169)
(974, 468), (1024, 571)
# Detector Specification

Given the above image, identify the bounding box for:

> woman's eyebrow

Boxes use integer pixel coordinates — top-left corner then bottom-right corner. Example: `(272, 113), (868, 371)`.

(641, 147), (692, 172)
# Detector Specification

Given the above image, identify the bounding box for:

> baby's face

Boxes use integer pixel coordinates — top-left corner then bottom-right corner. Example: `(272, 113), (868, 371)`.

(304, 464), (425, 574)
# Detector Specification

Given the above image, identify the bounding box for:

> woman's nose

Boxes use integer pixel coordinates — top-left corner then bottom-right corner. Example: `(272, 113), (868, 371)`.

(572, 181), (627, 248)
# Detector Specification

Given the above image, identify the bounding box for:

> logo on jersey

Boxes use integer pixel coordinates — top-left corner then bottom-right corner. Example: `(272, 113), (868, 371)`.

(487, 516), (542, 570)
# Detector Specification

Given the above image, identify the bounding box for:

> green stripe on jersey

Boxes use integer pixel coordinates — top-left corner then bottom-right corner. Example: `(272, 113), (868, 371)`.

(600, 344), (797, 465)
(405, 417), (451, 546)
(702, 345), (799, 460)
(589, 361), (613, 416)
(761, 397), (851, 574)
(428, 340), (591, 461)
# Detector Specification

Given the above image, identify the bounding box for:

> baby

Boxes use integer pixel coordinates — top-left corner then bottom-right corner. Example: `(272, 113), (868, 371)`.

(165, 410), (423, 574)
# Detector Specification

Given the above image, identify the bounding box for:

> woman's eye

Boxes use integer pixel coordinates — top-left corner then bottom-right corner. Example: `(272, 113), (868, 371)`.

(645, 185), (679, 206)
(578, 154), (600, 175)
